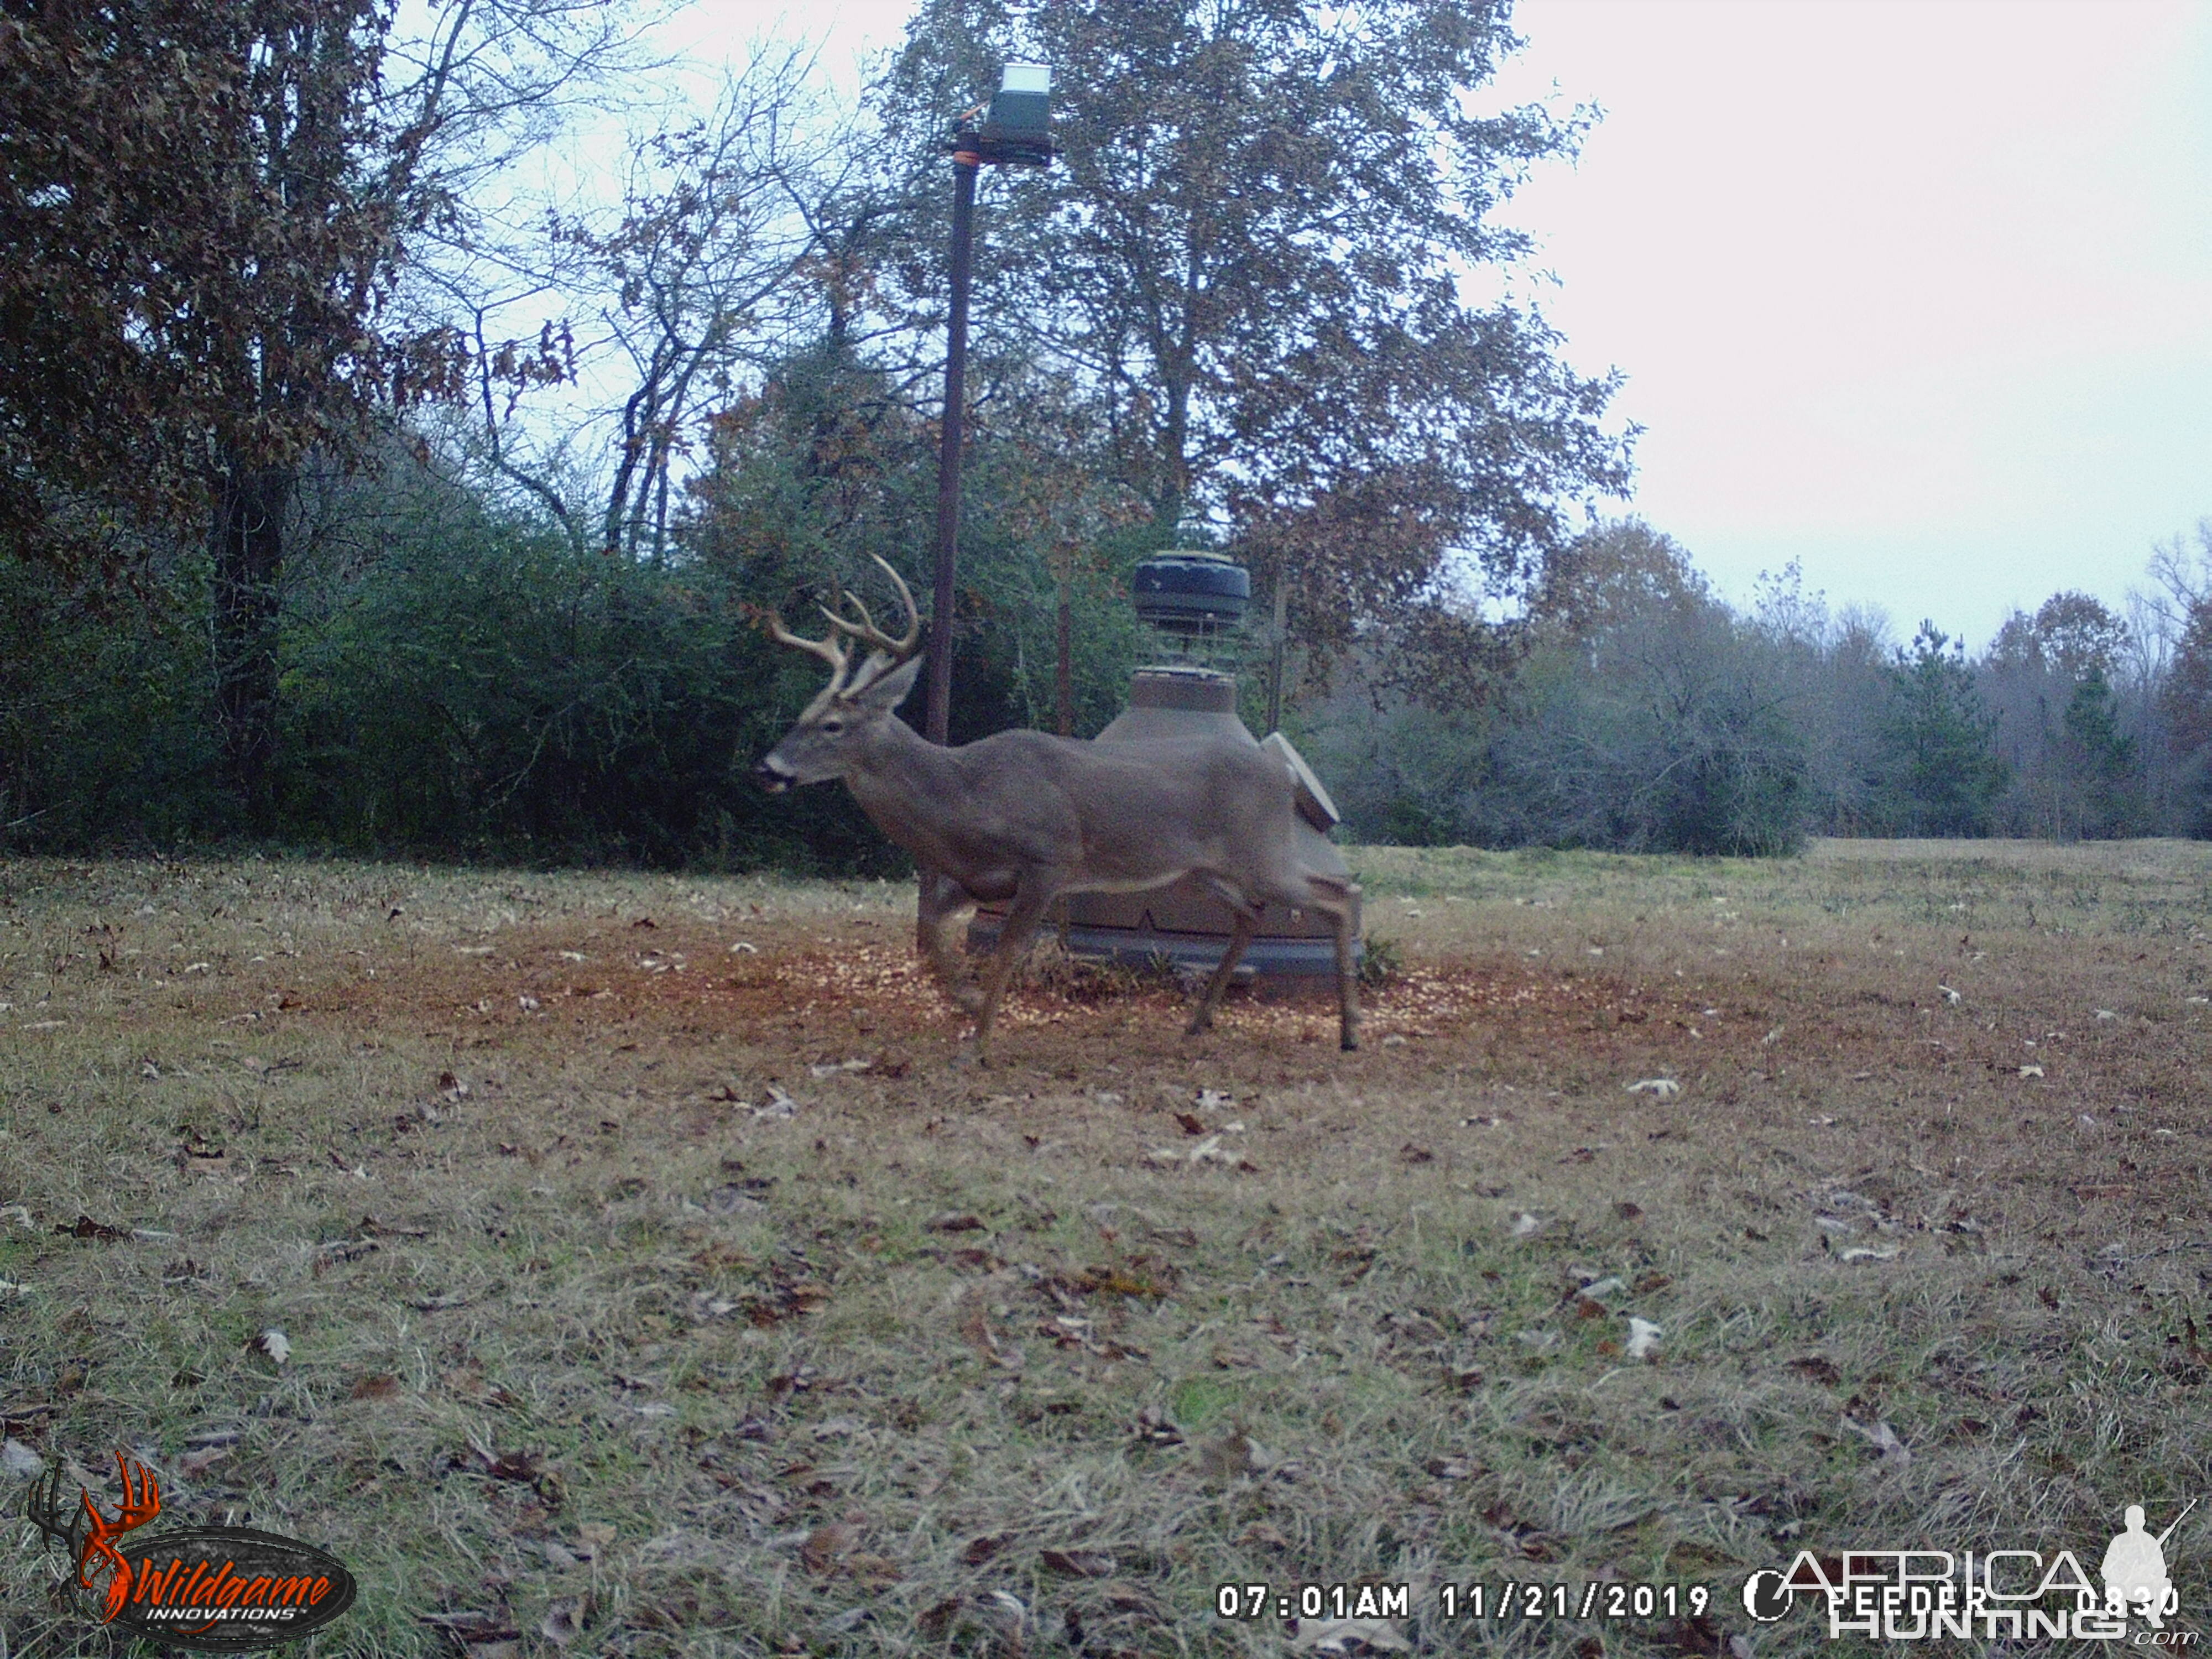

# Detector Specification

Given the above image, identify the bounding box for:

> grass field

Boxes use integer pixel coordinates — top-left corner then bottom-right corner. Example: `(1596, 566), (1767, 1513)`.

(3, 839), (2209, 1658)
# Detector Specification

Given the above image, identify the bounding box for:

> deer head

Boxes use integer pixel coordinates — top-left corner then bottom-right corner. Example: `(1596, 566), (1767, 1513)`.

(755, 554), (926, 791)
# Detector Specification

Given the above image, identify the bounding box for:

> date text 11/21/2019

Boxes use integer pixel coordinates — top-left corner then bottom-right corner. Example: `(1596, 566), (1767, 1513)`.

(1214, 1582), (1715, 1623)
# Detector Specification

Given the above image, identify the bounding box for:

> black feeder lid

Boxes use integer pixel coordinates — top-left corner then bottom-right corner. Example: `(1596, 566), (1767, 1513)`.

(1131, 553), (1250, 634)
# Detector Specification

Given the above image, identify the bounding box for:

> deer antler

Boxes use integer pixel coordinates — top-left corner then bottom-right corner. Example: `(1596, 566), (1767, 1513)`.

(76, 1453), (161, 1623)
(820, 555), (923, 662)
(759, 606), (854, 693)
(760, 556), (921, 696)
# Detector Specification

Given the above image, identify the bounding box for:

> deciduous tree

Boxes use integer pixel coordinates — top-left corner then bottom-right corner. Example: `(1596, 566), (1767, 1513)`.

(878, 0), (1631, 685)
(1, 0), (643, 825)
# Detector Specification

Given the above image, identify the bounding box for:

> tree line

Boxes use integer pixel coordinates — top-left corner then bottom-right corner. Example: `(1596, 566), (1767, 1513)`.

(1307, 519), (2212, 854)
(1, 0), (2201, 866)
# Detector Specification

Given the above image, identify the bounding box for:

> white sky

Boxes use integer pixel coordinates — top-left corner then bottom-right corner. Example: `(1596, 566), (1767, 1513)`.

(691, 0), (2212, 649)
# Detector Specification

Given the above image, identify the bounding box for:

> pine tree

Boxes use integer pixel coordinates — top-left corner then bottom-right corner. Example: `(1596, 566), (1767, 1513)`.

(1875, 624), (2007, 836)
(2060, 666), (2136, 838)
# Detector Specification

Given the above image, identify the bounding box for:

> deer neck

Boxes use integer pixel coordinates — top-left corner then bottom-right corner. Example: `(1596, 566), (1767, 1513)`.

(840, 716), (973, 864)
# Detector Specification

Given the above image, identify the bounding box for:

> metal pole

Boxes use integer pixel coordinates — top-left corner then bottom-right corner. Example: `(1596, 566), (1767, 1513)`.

(927, 155), (979, 747)
(1267, 570), (1288, 733)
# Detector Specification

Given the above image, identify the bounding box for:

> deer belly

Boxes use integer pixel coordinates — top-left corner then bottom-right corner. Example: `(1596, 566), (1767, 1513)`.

(954, 868), (1020, 904)
(1065, 866), (1196, 897)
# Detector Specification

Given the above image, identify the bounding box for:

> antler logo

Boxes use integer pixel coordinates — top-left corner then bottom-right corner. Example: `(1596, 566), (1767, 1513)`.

(27, 1452), (164, 1623)
(24, 1447), (357, 1651)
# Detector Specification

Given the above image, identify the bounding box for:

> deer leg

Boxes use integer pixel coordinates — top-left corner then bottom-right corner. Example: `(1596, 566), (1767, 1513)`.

(1186, 909), (1256, 1036)
(916, 872), (983, 1013)
(1329, 899), (1360, 1051)
(971, 882), (1053, 1063)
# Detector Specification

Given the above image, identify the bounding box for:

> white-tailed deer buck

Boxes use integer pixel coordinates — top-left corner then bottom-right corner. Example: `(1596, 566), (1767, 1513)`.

(754, 556), (1359, 1058)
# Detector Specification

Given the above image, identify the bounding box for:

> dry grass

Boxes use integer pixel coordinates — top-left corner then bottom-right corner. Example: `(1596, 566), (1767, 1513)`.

(1, 841), (2209, 1658)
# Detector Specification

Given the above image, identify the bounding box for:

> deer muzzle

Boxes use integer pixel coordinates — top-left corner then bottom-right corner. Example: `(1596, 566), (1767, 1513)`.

(755, 756), (795, 793)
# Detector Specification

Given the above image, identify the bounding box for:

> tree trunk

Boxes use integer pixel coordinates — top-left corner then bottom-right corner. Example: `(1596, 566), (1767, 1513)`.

(211, 459), (294, 832)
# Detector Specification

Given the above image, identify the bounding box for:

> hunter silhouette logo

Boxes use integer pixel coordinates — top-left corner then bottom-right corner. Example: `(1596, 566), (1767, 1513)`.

(2104, 1501), (2194, 1629)
(27, 1452), (357, 1651)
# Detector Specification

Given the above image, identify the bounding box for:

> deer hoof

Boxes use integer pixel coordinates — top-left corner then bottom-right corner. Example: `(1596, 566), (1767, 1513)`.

(1340, 1034), (1360, 1051)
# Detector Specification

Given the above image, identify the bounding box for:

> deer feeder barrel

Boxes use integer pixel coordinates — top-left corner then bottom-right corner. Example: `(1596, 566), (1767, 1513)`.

(968, 550), (1361, 982)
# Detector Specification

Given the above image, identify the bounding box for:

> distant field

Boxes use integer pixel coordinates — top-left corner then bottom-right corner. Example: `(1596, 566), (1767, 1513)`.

(3, 839), (2209, 1657)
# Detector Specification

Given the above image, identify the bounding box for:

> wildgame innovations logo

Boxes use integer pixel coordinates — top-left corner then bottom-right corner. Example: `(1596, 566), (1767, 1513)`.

(1741, 1501), (2199, 1644)
(25, 1453), (357, 1650)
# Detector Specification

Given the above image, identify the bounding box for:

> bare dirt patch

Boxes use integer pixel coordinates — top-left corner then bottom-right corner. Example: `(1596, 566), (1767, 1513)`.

(2, 844), (2209, 1657)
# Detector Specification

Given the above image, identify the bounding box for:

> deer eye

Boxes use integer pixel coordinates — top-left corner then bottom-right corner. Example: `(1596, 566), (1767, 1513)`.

(820, 717), (845, 733)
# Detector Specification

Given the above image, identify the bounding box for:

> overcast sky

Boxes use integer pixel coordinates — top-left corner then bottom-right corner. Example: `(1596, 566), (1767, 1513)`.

(701, 0), (2212, 650)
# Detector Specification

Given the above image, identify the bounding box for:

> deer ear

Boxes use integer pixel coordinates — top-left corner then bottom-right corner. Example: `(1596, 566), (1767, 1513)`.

(854, 653), (924, 712)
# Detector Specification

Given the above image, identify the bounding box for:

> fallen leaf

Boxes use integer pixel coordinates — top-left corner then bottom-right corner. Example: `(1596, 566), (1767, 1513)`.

(56, 1214), (127, 1241)
(1131, 1406), (1183, 1445)
(800, 1524), (855, 1574)
(1290, 1616), (1413, 1653)
(478, 1447), (544, 1483)
(418, 1610), (519, 1644)
(962, 1533), (1010, 1566)
(1625, 1078), (1681, 1098)
(1196, 1428), (1272, 1479)
(1040, 1548), (1115, 1578)
(1788, 1356), (1843, 1386)
(1625, 1317), (1663, 1360)
(540, 1598), (586, 1647)
(177, 1443), (232, 1478)
(252, 1329), (291, 1365)
(1842, 1415), (1912, 1469)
